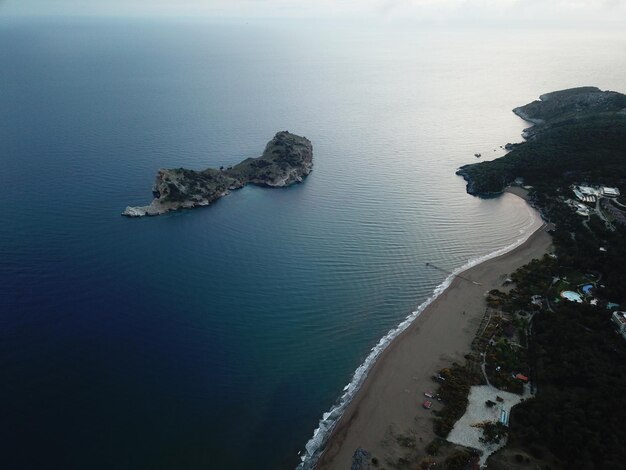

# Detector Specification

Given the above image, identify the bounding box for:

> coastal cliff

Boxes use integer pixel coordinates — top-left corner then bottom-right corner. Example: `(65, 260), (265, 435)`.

(123, 131), (313, 217)
(456, 87), (626, 197)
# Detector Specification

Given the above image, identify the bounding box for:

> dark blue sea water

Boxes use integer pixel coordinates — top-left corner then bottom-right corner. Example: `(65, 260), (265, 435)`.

(1, 17), (625, 469)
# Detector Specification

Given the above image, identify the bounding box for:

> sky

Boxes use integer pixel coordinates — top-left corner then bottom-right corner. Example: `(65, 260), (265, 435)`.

(1, 0), (626, 27)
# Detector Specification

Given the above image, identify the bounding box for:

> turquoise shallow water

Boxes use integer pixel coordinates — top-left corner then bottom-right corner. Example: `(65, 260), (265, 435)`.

(1, 18), (625, 469)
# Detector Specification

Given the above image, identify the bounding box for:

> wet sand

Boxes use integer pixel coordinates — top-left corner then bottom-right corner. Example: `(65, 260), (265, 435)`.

(504, 185), (531, 201)
(317, 203), (552, 469)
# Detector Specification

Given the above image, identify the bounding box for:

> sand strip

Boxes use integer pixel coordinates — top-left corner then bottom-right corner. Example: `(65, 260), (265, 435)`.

(316, 202), (552, 469)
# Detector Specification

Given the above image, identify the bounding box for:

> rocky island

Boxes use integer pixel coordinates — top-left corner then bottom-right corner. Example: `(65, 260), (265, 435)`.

(123, 131), (312, 217)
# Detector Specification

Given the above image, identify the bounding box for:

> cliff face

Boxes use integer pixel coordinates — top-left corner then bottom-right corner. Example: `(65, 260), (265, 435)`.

(123, 131), (313, 217)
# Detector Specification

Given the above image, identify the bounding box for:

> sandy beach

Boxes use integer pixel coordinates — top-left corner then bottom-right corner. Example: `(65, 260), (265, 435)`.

(317, 198), (552, 469)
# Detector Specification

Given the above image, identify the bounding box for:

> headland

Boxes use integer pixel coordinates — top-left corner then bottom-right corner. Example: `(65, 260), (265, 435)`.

(456, 86), (626, 197)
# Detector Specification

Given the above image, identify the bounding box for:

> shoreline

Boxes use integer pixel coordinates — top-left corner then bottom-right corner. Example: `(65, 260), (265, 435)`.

(303, 195), (552, 469)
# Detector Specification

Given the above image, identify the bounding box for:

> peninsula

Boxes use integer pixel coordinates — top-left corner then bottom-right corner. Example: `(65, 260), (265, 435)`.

(122, 131), (312, 217)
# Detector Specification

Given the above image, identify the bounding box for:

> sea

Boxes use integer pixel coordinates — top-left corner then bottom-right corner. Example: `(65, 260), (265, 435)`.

(1, 16), (625, 469)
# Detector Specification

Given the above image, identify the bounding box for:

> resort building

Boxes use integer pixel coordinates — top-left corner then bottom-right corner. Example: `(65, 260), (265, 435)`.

(571, 184), (621, 202)
(572, 185), (600, 203)
(601, 187), (620, 198)
(572, 188), (595, 203)
(574, 202), (590, 216)
(611, 311), (626, 340)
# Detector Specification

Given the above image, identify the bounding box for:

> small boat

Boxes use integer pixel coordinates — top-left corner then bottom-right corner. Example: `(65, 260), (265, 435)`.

(474, 153), (481, 158)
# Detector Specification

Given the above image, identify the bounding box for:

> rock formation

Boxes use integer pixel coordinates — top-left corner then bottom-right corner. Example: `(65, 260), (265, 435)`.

(123, 131), (313, 217)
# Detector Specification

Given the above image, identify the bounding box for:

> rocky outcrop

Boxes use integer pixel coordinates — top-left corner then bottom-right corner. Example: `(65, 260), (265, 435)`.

(123, 131), (312, 217)
(455, 166), (507, 198)
(512, 86), (626, 139)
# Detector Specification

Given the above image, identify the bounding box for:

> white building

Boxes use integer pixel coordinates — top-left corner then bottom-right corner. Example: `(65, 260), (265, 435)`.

(571, 184), (620, 201)
(572, 187), (597, 203)
(611, 311), (626, 340)
(602, 187), (621, 198)
(566, 199), (590, 216)
(574, 202), (590, 216)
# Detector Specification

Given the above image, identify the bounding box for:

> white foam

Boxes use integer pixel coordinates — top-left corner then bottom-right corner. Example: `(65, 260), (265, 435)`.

(296, 203), (543, 470)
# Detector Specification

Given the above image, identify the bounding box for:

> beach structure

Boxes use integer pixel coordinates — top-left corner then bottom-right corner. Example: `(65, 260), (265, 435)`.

(499, 409), (509, 427)
(611, 312), (626, 340)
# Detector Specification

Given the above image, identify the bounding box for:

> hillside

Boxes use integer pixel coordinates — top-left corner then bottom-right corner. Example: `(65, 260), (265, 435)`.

(457, 87), (626, 196)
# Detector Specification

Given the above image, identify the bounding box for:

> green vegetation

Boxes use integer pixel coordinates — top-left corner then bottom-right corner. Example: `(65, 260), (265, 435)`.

(161, 168), (232, 203)
(516, 87), (626, 130)
(508, 300), (626, 468)
(433, 364), (482, 438)
(443, 449), (479, 470)
(458, 114), (626, 195)
(484, 239), (626, 468)
(425, 438), (443, 456)
(227, 131), (312, 185)
(484, 221), (626, 467)
(480, 422), (508, 445)
(486, 337), (527, 394)
(396, 434), (416, 448)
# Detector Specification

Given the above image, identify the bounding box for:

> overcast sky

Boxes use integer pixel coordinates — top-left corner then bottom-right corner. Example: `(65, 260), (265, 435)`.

(2, 0), (626, 26)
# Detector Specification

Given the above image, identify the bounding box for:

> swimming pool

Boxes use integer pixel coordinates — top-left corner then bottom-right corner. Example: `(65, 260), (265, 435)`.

(561, 291), (583, 303)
